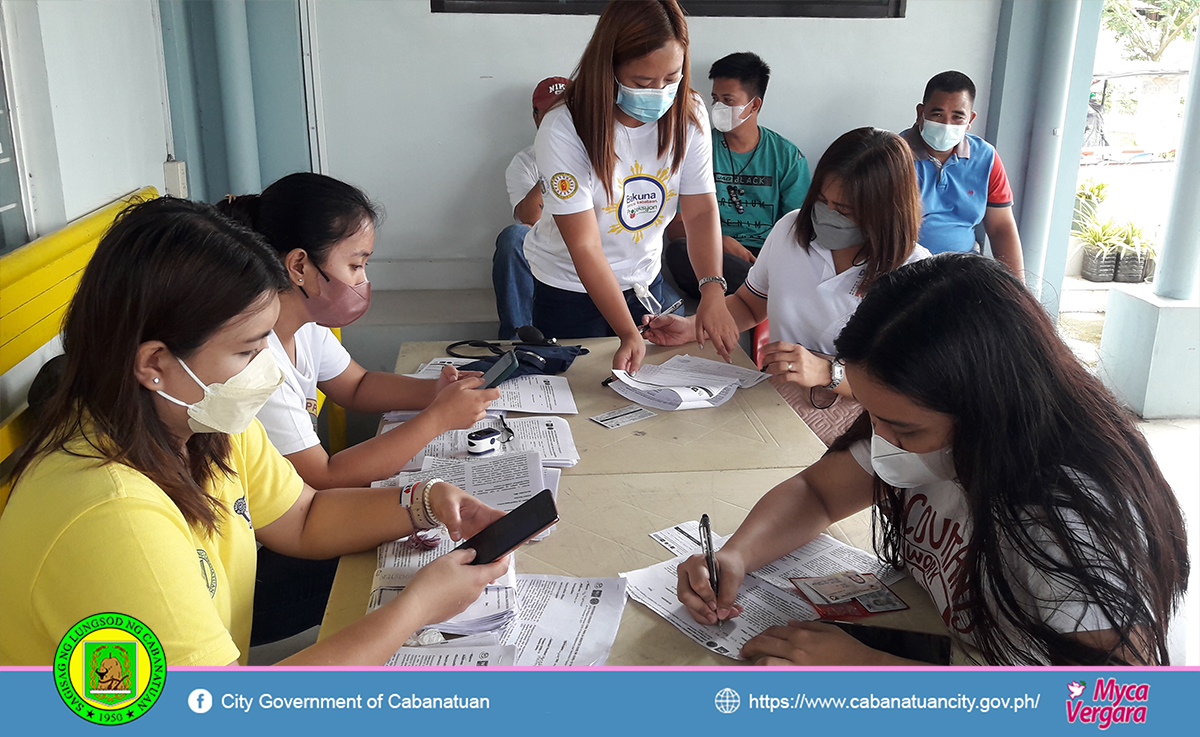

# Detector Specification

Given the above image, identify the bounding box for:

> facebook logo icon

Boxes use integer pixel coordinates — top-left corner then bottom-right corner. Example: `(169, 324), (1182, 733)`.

(188, 689), (213, 714)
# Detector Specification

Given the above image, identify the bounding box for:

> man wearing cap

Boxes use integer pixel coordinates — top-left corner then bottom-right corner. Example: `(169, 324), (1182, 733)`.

(492, 77), (569, 339)
(901, 70), (1024, 275)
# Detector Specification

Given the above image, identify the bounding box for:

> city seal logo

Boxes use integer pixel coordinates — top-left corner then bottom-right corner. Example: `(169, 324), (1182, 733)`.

(550, 172), (578, 200)
(54, 613), (166, 725)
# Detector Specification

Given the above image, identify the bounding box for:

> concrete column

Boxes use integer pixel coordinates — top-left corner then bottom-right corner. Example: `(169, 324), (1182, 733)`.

(1018, 0), (1082, 296)
(212, 0), (261, 194)
(1154, 38), (1200, 301)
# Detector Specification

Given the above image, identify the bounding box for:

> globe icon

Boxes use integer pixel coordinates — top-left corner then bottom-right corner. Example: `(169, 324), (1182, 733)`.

(714, 688), (740, 714)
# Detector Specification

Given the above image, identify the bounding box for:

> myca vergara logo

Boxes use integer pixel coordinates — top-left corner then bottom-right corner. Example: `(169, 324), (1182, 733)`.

(1066, 677), (1149, 729)
(54, 613), (166, 725)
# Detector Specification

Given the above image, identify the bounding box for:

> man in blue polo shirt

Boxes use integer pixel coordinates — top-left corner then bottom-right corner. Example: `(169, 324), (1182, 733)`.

(902, 71), (1024, 275)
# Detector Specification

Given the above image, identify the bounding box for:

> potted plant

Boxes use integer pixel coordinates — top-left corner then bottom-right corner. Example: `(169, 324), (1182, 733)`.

(1076, 217), (1122, 282)
(1114, 222), (1157, 283)
(1069, 180), (1109, 277)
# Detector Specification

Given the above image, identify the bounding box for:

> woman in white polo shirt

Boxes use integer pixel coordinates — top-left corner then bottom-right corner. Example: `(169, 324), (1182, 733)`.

(525, 0), (738, 372)
(643, 128), (929, 444)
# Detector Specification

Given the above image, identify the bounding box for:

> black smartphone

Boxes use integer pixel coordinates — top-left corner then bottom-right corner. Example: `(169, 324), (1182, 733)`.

(479, 350), (520, 389)
(826, 621), (952, 665)
(458, 489), (558, 565)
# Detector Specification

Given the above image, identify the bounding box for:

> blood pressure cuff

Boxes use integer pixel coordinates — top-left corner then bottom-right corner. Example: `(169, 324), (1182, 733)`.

(460, 344), (588, 378)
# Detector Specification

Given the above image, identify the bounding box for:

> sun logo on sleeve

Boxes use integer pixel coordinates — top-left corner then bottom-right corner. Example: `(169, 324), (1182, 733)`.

(603, 161), (675, 243)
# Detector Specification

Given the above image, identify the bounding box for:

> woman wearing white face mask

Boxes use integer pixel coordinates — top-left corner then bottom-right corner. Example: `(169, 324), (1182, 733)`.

(0, 199), (511, 666)
(644, 127), (929, 444)
(523, 0), (738, 373)
(677, 255), (1189, 666)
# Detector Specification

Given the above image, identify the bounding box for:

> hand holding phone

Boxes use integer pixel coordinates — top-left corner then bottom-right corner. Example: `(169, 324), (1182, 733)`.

(457, 489), (558, 565)
(479, 350), (520, 389)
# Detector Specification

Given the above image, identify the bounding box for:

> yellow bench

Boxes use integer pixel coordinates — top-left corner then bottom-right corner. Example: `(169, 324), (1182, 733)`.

(0, 187), (346, 513)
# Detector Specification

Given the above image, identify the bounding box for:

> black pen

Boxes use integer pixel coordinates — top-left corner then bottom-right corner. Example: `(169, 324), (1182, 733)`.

(700, 514), (722, 629)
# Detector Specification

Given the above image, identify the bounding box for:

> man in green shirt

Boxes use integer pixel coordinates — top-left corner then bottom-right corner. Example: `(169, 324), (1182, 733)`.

(665, 52), (812, 298)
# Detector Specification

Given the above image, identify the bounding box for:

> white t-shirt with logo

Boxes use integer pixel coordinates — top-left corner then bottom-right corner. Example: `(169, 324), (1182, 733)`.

(257, 323), (353, 457)
(744, 209), (931, 355)
(505, 145), (539, 224)
(525, 100), (716, 292)
(846, 440), (1117, 655)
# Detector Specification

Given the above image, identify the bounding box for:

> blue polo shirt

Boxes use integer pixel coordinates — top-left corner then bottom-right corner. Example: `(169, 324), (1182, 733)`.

(901, 126), (1014, 254)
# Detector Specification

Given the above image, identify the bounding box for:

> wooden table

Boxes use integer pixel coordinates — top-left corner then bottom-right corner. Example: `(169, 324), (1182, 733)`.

(319, 338), (950, 665)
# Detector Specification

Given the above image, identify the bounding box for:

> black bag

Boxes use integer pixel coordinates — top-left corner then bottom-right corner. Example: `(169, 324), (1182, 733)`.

(459, 344), (588, 378)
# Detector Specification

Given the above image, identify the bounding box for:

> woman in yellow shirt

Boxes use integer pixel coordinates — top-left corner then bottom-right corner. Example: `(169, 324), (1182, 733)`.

(0, 198), (509, 666)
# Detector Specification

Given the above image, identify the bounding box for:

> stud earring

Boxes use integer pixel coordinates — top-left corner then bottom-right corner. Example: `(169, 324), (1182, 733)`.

(153, 378), (160, 384)
(298, 278), (303, 284)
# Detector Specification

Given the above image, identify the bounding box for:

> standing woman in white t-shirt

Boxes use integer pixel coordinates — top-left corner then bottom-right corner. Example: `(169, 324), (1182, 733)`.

(217, 174), (499, 491)
(525, 0), (738, 372)
(644, 128), (929, 444)
(677, 256), (1189, 665)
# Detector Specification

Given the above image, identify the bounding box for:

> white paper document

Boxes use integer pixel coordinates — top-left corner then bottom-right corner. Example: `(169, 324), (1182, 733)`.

(631, 354), (770, 389)
(387, 415), (580, 470)
(610, 371), (738, 411)
(621, 555), (817, 660)
(375, 534), (517, 590)
(648, 521), (903, 588)
(498, 575), (627, 666)
(368, 567), (518, 634)
(402, 357), (475, 380)
(490, 374), (578, 414)
(387, 640), (516, 667)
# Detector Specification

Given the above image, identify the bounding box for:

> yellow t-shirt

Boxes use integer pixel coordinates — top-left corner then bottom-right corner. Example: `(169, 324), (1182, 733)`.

(0, 419), (303, 666)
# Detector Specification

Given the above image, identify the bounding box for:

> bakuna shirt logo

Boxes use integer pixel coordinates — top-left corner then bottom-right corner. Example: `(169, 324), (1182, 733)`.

(1066, 678), (1149, 729)
(604, 161), (675, 243)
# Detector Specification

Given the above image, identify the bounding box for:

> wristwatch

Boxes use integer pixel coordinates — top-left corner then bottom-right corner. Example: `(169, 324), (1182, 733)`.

(825, 359), (845, 390)
(697, 275), (728, 294)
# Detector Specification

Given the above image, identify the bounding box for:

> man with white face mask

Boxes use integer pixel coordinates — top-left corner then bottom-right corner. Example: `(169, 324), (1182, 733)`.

(901, 71), (1024, 275)
(665, 52), (811, 298)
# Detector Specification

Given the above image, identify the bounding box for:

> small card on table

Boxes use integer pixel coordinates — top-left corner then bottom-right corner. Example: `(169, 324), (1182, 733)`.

(790, 571), (909, 619)
(589, 404), (657, 429)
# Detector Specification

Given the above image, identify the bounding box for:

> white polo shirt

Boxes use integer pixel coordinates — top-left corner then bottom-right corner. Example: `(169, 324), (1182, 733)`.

(257, 323), (353, 457)
(525, 99), (715, 292)
(505, 145), (539, 224)
(744, 209), (931, 355)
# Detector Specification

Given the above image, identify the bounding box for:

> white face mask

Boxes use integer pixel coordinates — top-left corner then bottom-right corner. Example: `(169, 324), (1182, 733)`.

(920, 118), (968, 152)
(157, 349), (284, 434)
(870, 429), (956, 488)
(711, 100), (752, 133)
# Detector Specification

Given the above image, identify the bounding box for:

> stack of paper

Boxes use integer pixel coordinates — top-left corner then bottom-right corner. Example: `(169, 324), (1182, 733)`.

(405, 357), (579, 415)
(387, 634), (515, 667)
(382, 415), (580, 469)
(369, 565), (518, 635)
(620, 520), (905, 660)
(373, 538), (627, 667)
(608, 354), (770, 411)
(498, 575), (627, 666)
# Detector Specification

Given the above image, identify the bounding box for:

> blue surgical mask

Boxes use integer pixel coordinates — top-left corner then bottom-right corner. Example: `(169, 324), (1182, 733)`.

(616, 79), (680, 123)
(920, 118), (968, 152)
(810, 204), (862, 251)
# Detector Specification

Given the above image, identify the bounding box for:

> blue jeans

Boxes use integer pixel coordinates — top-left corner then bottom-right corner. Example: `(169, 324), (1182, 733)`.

(492, 223), (534, 340)
(532, 272), (681, 340)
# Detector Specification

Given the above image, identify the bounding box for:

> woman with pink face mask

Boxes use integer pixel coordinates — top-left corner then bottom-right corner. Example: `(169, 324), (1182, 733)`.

(218, 174), (498, 491)
(218, 174), (500, 647)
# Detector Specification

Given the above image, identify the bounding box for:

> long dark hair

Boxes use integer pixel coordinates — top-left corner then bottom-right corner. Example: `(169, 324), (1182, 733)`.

(791, 128), (922, 293)
(10, 198), (290, 534)
(557, 0), (699, 203)
(215, 172), (379, 269)
(832, 255), (1188, 665)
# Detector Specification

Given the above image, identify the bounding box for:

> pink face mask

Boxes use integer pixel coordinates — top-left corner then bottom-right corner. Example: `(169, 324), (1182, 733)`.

(300, 261), (371, 327)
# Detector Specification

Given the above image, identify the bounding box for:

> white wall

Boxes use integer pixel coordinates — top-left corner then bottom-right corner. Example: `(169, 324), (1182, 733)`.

(36, 0), (169, 220)
(313, 0), (1001, 290)
(0, 0), (170, 421)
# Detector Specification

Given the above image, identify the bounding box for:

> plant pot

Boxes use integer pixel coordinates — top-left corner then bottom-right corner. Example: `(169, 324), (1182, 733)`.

(1143, 256), (1157, 282)
(1080, 246), (1117, 282)
(1115, 251), (1146, 282)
